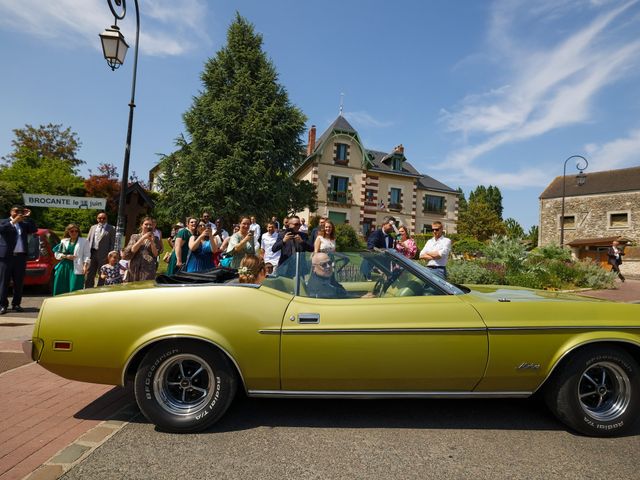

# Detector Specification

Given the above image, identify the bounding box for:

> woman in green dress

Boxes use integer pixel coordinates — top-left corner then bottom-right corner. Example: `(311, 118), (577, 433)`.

(52, 224), (90, 296)
(166, 217), (198, 275)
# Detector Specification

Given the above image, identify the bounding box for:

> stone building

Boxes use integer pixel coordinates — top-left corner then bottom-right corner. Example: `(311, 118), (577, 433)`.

(294, 115), (458, 236)
(538, 165), (640, 276)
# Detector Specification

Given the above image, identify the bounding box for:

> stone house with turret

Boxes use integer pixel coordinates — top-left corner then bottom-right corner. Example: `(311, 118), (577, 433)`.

(294, 115), (458, 236)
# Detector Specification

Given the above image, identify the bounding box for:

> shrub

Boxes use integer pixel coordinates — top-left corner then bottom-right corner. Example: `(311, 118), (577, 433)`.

(335, 223), (364, 251)
(446, 260), (503, 285)
(483, 235), (528, 272)
(571, 259), (616, 289)
(452, 236), (485, 257)
(531, 244), (572, 261)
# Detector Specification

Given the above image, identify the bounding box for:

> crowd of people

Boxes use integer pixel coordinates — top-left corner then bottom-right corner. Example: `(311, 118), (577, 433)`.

(0, 206), (456, 307)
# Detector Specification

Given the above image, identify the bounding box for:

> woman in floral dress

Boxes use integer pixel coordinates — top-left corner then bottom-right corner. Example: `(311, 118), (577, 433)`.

(122, 217), (163, 282)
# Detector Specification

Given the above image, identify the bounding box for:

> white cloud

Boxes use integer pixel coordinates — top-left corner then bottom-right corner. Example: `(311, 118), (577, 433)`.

(439, 0), (640, 188)
(0, 0), (211, 56)
(344, 111), (394, 128)
(584, 129), (640, 169)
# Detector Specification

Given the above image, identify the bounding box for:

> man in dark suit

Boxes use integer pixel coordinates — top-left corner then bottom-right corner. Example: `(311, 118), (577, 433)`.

(272, 215), (313, 277)
(367, 216), (396, 250)
(84, 211), (116, 288)
(0, 206), (37, 314)
(607, 240), (625, 282)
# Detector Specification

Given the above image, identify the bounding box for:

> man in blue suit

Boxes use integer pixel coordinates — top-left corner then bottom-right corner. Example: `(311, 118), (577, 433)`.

(367, 216), (396, 250)
(0, 206), (38, 314)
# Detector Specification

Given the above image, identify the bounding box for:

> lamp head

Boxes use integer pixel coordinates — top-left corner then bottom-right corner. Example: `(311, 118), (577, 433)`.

(99, 24), (129, 71)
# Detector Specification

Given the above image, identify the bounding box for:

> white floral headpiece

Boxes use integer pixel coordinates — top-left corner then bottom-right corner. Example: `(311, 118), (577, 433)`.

(238, 266), (250, 275)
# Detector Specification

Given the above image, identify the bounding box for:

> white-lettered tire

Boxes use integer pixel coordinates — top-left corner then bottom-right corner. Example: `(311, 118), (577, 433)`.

(134, 340), (236, 433)
(544, 346), (640, 436)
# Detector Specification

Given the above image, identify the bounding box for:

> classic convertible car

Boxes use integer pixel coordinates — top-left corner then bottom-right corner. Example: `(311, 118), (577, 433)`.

(26, 250), (640, 436)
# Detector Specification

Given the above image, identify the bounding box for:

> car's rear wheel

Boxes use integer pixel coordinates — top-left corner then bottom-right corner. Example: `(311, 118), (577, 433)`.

(134, 340), (236, 433)
(544, 346), (640, 436)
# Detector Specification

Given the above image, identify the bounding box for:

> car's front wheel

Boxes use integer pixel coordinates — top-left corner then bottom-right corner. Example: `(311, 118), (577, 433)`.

(134, 340), (236, 433)
(545, 346), (640, 436)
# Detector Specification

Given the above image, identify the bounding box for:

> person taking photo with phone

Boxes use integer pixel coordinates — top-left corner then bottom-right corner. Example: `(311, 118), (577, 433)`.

(0, 206), (37, 314)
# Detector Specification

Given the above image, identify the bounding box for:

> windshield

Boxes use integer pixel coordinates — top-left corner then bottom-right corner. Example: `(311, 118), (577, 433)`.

(262, 250), (465, 297)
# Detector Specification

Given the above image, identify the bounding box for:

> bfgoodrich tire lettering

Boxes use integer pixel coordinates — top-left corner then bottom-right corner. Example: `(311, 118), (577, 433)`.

(134, 340), (236, 433)
(545, 346), (640, 436)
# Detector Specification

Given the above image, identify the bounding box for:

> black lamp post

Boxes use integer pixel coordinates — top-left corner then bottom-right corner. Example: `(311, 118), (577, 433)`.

(560, 155), (588, 247)
(99, 0), (140, 250)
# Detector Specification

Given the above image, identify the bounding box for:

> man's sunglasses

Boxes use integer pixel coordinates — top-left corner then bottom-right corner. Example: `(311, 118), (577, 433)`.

(314, 261), (333, 269)
(432, 228), (441, 232)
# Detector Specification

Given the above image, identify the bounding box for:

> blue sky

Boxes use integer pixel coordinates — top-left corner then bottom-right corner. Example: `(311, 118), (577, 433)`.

(1, 0), (640, 229)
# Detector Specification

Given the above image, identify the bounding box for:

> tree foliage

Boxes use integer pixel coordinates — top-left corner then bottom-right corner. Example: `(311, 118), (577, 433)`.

(468, 185), (503, 220)
(157, 15), (316, 225)
(503, 217), (524, 239)
(457, 201), (506, 241)
(3, 123), (83, 168)
(84, 163), (121, 220)
(456, 187), (468, 216)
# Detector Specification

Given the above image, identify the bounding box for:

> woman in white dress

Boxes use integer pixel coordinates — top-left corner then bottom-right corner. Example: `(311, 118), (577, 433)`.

(314, 219), (337, 253)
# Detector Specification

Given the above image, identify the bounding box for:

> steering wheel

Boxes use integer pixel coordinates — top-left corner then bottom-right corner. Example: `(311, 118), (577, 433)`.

(332, 253), (350, 275)
(373, 278), (385, 297)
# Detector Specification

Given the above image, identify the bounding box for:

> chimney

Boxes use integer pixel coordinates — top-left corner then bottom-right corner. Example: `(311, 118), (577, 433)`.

(307, 125), (316, 156)
(394, 144), (404, 155)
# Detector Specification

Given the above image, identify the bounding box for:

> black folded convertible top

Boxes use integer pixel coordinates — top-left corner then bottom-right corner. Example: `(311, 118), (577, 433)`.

(156, 267), (238, 285)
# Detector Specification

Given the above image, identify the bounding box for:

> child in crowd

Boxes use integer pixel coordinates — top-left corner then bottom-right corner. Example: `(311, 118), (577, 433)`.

(100, 250), (124, 285)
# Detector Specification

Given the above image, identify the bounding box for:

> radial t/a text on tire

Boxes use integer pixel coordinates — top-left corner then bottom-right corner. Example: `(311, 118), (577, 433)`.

(545, 346), (640, 436)
(134, 340), (237, 433)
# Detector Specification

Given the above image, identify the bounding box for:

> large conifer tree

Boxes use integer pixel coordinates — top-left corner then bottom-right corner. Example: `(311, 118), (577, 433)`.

(158, 14), (315, 224)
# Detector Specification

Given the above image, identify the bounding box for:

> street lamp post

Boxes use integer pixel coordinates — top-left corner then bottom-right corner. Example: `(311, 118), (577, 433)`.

(99, 0), (140, 250)
(560, 155), (588, 247)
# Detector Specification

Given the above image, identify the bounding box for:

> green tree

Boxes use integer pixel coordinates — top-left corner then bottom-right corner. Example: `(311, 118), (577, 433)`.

(2, 123), (83, 168)
(468, 185), (503, 220)
(503, 217), (524, 239)
(0, 124), (86, 228)
(526, 225), (539, 248)
(457, 201), (506, 241)
(157, 15), (316, 224)
(456, 187), (468, 216)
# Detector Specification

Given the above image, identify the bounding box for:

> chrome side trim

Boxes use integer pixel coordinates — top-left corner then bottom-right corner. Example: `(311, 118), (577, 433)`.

(533, 338), (640, 395)
(121, 335), (247, 392)
(489, 326), (640, 332)
(247, 390), (531, 399)
(259, 328), (486, 335)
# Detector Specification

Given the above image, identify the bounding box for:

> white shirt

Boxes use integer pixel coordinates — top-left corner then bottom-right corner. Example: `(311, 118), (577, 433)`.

(260, 231), (281, 266)
(420, 235), (452, 267)
(213, 228), (229, 240)
(299, 223), (308, 233)
(54, 238), (91, 275)
(13, 222), (24, 253)
(249, 222), (261, 240)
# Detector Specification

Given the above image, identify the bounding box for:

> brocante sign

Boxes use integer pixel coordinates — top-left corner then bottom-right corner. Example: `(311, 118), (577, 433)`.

(23, 194), (107, 210)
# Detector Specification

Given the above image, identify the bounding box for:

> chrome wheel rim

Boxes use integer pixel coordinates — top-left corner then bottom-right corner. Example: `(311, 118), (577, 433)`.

(578, 361), (631, 422)
(153, 354), (216, 416)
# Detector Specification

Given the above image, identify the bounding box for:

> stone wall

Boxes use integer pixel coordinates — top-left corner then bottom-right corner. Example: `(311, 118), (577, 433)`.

(539, 191), (640, 246)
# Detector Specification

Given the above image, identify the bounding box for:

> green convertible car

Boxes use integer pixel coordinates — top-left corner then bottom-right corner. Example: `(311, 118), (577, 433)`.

(26, 250), (640, 436)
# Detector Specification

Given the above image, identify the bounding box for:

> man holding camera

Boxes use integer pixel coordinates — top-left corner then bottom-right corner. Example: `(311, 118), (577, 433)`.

(272, 215), (313, 276)
(0, 206), (37, 314)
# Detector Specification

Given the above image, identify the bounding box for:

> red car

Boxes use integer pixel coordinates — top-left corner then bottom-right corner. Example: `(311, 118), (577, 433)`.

(25, 229), (61, 293)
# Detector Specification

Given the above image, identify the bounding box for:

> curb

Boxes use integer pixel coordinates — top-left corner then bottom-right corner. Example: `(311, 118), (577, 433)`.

(23, 403), (140, 480)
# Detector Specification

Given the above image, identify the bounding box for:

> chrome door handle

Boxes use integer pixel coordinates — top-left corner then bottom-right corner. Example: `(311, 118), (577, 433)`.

(298, 313), (320, 324)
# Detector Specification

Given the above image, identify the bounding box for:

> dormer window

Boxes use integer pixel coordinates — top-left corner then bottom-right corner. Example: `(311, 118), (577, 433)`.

(334, 143), (349, 164)
(392, 157), (402, 171)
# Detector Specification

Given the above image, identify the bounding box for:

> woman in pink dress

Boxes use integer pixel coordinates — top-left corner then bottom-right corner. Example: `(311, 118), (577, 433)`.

(395, 225), (417, 259)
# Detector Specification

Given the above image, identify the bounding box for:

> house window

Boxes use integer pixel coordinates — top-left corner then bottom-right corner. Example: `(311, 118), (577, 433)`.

(609, 212), (629, 228)
(561, 215), (575, 229)
(423, 195), (445, 214)
(392, 157), (402, 171)
(389, 188), (402, 210)
(329, 176), (349, 203)
(335, 143), (348, 163)
(422, 224), (433, 234)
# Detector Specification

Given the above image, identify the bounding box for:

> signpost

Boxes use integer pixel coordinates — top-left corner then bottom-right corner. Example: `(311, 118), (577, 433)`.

(22, 194), (107, 210)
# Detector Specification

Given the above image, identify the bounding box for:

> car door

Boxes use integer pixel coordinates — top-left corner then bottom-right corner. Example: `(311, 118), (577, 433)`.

(280, 270), (488, 393)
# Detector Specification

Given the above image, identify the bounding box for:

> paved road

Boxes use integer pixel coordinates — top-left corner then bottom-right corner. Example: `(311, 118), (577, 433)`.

(61, 396), (640, 480)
